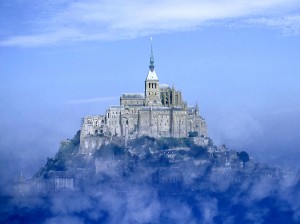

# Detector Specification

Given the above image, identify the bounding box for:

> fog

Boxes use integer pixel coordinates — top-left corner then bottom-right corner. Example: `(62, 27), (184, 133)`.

(1, 96), (300, 192)
(1, 142), (300, 223)
(208, 107), (300, 169)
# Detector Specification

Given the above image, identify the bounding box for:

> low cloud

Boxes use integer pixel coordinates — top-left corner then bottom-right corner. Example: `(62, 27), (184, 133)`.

(2, 136), (300, 223)
(1, 0), (300, 47)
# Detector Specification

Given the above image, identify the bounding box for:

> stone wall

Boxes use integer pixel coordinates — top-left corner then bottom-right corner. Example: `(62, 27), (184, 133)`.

(79, 135), (110, 154)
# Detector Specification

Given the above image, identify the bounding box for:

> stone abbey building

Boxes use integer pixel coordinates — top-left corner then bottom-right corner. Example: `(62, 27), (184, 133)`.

(80, 44), (208, 154)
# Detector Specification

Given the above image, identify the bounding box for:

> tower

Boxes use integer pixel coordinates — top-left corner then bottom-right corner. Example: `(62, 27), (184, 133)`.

(145, 38), (161, 106)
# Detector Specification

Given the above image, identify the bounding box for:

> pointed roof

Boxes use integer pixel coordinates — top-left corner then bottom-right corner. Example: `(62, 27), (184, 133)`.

(146, 70), (158, 81)
(146, 37), (159, 81)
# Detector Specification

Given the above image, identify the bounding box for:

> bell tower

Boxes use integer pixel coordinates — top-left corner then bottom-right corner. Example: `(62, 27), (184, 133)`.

(145, 38), (161, 106)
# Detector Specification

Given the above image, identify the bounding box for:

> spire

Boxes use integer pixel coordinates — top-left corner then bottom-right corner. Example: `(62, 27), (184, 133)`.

(149, 37), (155, 71)
(146, 37), (158, 81)
(195, 102), (199, 115)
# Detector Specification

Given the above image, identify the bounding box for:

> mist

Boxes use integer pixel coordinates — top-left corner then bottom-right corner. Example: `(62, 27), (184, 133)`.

(206, 98), (300, 169)
(1, 136), (300, 223)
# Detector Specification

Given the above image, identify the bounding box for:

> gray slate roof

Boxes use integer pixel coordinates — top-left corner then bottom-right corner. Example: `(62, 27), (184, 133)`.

(121, 93), (145, 99)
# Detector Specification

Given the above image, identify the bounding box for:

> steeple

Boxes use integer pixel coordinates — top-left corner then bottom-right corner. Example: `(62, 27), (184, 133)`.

(146, 37), (158, 81)
(145, 37), (161, 106)
(149, 37), (155, 72)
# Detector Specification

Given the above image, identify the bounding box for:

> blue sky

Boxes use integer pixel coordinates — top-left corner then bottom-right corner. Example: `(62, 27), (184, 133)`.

(1, 0), (300, 175)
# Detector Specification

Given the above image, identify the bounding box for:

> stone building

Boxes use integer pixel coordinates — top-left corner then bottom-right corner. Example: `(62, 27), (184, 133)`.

(47, 171), (74, 191)
(80, 43), (208, 154)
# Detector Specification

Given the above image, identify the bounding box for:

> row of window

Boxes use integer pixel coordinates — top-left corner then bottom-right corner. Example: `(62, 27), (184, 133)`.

(148, 83), (157, 89)
(87, 119), (105, 125)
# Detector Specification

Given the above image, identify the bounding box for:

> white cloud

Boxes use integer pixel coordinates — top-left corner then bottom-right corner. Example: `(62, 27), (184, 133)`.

(1, 0), (300, 47)
(246, 15), (300, 35)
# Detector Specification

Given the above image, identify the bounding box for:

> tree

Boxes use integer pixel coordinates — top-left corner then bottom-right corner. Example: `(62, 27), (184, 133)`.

(189, 145), (207, 158)
(188, 131), (198, 137)
(157, 155), (170, 167)
(238, 151), (249, 168)
(94, 144), (124, 159)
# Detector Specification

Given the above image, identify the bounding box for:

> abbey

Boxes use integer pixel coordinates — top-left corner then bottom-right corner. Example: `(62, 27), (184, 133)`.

(80, 44), (208, 154)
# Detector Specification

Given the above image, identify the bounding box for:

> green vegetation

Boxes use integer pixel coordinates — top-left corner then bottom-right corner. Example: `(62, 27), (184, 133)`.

(188, 131), (198, 137)
(35, 131), (252, 181)
(188, 145), (208, 158)
(155, 137), (193, 149)
(94, 144), (126, 159)
(238, 151), (250, 168)
(129, 136), (195, 151)
(35, 130), (84, 177)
